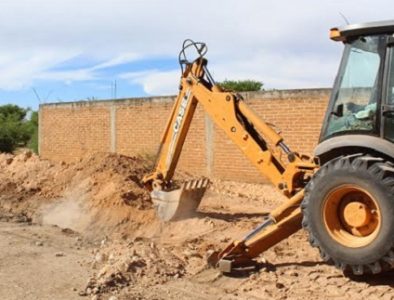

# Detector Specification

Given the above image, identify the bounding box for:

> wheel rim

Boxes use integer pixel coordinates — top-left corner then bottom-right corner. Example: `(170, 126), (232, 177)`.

(323, 184), (381, 248)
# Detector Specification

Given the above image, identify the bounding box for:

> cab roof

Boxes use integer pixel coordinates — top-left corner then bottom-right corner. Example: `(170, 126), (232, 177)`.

(330, 20), (394, 42)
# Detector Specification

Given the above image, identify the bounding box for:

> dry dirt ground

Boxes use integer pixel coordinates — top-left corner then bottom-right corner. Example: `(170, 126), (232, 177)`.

(0, 151), (393, 300)
(0, 222), (91, 300)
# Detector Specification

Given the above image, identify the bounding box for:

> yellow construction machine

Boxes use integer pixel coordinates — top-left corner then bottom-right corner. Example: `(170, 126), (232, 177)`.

(143, 20), (394, 275)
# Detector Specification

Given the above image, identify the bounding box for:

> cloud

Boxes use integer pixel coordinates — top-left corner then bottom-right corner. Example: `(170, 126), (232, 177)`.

(90, 53), (141, 70)
(120, 70), (180, 95)
(0, 49), (78, 90)
(36, 52), (142, 84)
(0, 50), (142, 91)
(36, 69), (96, 83)
(0, 0), (392, 96)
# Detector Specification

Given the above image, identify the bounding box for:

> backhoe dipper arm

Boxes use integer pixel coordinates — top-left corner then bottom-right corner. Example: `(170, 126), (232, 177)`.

(142, 70), (199, 191)
(143, 40), (318, 271)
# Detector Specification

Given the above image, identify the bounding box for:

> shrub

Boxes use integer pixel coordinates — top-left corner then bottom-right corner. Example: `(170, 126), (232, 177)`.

(0, 105), (38, 153)
(218, 80), (263, 92)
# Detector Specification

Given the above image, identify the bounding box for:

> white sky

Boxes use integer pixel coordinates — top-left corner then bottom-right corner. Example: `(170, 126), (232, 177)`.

(0, 0), (393, 106)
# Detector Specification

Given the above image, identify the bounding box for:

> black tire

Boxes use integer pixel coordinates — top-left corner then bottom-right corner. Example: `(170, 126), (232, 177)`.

(301, 154), (394, 275)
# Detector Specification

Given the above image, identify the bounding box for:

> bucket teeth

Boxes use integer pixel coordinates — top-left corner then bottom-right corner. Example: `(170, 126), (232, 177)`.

(197, 180), (203, 189)
(183, 178), (209, 191)
(151, 178), (210, 221)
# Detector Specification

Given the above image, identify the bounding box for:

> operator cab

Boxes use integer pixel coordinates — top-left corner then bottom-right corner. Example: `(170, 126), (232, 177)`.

(321, 20), (394, 143)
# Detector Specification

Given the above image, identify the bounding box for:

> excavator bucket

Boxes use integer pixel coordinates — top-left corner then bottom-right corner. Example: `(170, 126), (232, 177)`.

(150, 178), (210, 221)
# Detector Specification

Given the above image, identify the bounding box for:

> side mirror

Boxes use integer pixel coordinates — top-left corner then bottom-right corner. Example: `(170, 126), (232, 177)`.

(331, 103), (344, 117)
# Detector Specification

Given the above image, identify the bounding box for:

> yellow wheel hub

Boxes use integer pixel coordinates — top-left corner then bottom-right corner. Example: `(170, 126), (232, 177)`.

(342, 201), (371, 228)
(323, 185), (381, 248)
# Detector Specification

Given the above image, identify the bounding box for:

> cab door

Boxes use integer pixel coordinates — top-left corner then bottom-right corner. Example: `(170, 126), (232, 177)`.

(382, 37), (394, 141)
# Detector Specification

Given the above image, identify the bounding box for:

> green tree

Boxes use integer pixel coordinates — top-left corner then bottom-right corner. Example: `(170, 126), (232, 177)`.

(0, 104), (38, 153)
(0, 104), (28, 120)
(218, 79), (263, 92)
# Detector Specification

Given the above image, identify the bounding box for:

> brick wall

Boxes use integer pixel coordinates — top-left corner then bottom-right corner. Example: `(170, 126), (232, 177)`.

(39, 89), (330, 183)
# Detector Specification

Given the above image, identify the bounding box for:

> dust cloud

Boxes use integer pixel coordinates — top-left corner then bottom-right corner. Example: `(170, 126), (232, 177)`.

(41, 191), (91, 231)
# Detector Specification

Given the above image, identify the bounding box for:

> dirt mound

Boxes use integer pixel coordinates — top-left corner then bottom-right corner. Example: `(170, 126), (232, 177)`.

(0, 151), (154, 237)
(83, 237), (186, 297)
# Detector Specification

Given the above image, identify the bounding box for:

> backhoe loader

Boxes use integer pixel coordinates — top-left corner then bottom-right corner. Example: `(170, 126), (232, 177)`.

(143, 20), (394, 275)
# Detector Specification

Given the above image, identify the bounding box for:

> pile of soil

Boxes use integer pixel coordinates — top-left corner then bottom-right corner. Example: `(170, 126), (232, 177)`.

(84, 237), (186, 297)
(0, 151), (154, 237)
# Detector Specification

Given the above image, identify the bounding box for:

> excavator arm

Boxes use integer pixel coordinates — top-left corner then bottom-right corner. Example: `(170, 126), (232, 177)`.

(142, 40), (318, 272)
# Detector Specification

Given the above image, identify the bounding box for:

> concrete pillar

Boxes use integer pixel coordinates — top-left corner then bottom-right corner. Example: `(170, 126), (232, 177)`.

(38, 109), (42, 155)
(110, 105), (117, 153)
(204, 114), (214, 176)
